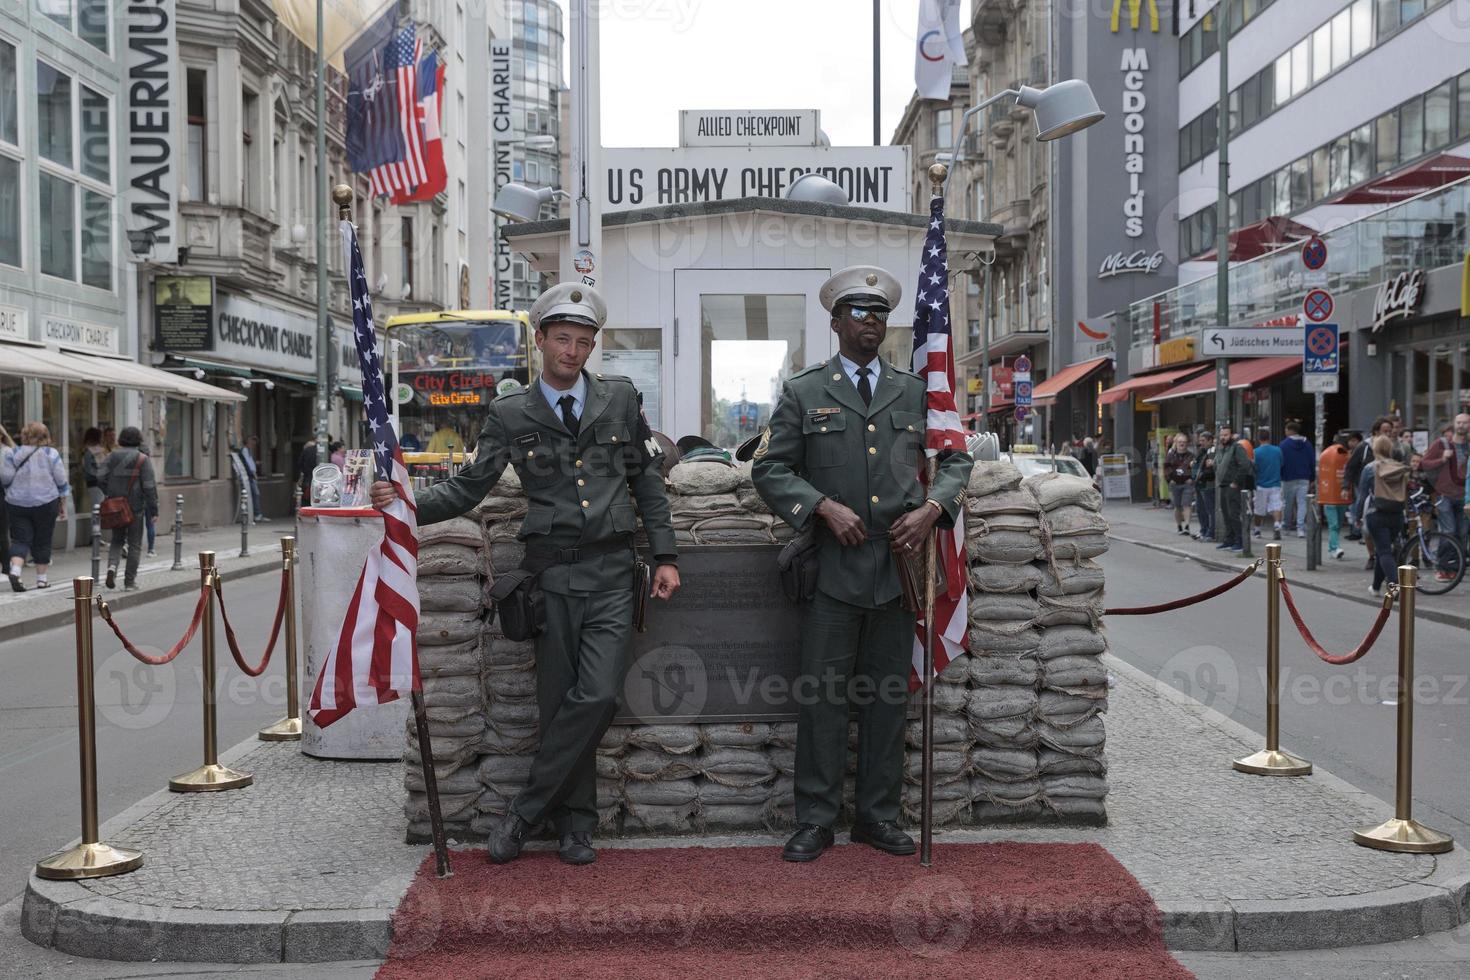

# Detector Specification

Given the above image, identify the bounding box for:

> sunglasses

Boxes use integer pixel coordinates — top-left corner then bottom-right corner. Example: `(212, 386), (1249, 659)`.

(844, 305), (891, 323)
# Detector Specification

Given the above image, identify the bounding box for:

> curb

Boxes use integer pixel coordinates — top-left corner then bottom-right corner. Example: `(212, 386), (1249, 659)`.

(0, 553), (281, 644)
(20, 692), (1470, 961)
(1107, 529), (1470, 632)
(1104, 653), (1470, 952)
(19, 735), (412, 964)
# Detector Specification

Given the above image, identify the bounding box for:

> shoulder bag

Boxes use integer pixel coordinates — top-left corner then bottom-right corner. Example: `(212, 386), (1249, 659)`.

(100, 456), (143, 531)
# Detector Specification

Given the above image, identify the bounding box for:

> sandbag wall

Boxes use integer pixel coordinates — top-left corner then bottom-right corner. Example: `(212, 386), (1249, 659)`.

(403, 459), (1110, 841)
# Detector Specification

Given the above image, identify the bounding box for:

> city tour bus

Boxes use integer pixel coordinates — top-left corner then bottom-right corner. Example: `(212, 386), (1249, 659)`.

(383, 309), (537, 479)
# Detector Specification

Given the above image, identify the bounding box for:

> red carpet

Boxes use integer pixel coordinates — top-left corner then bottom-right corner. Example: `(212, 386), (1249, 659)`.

(377, 842), (1193, 979)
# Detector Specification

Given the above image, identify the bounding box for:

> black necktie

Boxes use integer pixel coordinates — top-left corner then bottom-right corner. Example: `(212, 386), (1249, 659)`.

(856, 367), (873, 406)
(558, 394), (580, 435)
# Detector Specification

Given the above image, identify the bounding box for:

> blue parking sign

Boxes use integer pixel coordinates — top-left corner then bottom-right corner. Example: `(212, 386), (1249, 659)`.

(1303, 322), (1339, 393)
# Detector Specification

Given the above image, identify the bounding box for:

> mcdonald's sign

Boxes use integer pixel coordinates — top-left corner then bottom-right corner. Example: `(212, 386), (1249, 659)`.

(1110, 0), (1160, 32)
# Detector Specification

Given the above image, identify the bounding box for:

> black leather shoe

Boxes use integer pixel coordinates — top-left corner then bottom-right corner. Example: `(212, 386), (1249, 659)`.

(559, 830), (596, 866)
(487, 811), (531, 865)
(782, 824), (834, 862)
(851, 820), (916, 856)
(105, 567), (116, 589)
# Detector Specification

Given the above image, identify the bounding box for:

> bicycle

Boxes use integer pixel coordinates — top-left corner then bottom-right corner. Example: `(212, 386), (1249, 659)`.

(1395, 486), (1465, 596)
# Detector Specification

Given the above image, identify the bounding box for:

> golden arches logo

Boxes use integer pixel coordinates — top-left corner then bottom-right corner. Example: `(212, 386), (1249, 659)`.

(1110, 0), (1160, 32)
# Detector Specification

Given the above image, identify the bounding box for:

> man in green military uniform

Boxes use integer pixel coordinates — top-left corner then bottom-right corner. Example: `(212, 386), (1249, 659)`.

(751, 265), (973, 862)
(370, 283), (680, 866)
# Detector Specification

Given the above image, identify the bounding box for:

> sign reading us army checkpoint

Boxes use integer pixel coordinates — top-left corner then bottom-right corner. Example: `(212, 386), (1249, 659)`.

(1202, 327), (1305, 357)
(617, 546), (806, 723)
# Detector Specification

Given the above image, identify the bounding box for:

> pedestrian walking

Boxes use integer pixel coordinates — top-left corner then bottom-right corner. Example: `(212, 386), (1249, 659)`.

(0, 422), (11, 565)
(296, 437), (319, 507)
(1317, 433), (1353, 559)
(1165, 433), (1195, 535)
(80, 427), (106, 512)
(1279, 421), (1314, 536)
(1, 422), (70, 591)
(1192, 430), (1216, 541)
(1420, 413), (1468, 581)
(1214, 424), (1251, 552)
(97, 426), (159, 591)
(1252, 431), (1284, 540)
(1360, 435), (1409, 595)
(241, 434), (266, 522)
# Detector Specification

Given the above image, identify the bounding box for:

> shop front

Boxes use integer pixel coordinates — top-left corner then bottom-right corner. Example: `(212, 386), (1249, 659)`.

(1032, 355), (1113, 451)
(149, 282), (363, 525)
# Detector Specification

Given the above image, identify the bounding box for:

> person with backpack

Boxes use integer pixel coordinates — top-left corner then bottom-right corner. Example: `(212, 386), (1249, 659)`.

(1359, 434), (1409, 596)
(97, 426), (159, 591)
(1317, 432), (1353, 559)
(1, 421), (70, 591)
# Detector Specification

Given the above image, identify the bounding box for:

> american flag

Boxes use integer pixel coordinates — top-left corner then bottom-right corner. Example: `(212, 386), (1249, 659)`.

(307, 218), (421, 727)
(368, 27), (428, 198)
(909, 194), (969, 689)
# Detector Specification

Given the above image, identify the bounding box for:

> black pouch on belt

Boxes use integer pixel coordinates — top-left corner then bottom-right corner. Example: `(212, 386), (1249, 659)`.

(487, 565), (549, 642)
(775, 524), (820, 603)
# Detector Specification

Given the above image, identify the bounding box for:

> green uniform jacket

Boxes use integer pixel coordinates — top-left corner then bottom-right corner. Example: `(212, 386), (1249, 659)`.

(751, 355), (973, 608)
(1215, 440), (1252, 488)
(414, 371), (677, 595)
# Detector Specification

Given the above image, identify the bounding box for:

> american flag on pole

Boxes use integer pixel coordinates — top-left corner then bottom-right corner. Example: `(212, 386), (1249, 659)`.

(307, 217), (421, 727)
(368, 27), (428, 198)
(909, 194), (969, 689)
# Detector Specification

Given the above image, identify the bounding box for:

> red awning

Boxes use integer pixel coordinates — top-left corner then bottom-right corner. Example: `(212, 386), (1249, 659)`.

(1196, 215), (1317, 263)
(1145, 357), (1300, 403)
(1031, 356), (1112, 406)
(1097, 365), (1212, 405)
(1328, 153), (1470, 205)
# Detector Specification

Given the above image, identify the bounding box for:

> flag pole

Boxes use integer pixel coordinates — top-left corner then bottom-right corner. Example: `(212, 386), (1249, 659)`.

(919, 163), (948, 868)
(335, 184), (450, 879)
(314, 0), (331, 456)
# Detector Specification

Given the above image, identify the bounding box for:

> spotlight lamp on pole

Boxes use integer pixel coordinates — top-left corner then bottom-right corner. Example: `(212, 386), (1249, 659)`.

(491, 182), (572, 224)
(942, 79), (1105, 191)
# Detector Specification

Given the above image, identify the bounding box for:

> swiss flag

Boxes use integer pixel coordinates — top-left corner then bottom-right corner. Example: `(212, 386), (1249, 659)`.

(395, 54), (446, 204)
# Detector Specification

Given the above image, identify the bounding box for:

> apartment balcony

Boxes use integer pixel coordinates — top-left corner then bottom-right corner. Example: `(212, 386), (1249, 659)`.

(972, 0), (1013, 45)
(180, 202), (281, 287)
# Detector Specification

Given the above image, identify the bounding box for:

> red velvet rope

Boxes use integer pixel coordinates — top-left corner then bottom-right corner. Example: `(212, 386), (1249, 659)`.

(96, 584), (210, 666)
(213, 566), (289, 678)
(1103, 559), (1263, 616)
(1278, 574), (1395, 666)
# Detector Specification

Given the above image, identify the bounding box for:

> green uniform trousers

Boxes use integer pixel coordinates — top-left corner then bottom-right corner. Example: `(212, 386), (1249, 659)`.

(511, 586), (634, 834)
(795, 590), (915, 828)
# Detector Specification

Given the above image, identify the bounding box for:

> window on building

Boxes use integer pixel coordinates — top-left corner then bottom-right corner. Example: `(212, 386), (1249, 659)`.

(1274, 54), (1291, 109)
(1241, 74), (1261, 129)
(1352, 0), (1373, 56)
(1349, 124), (1372, 186)
(272, 130), (284, 217)
(1458, 71), (1470, 141)
(1310, 146), (1330, 201)
(80, 188), (109, 288)
(80, 84), (108, 182)
(0, 39), (15, 147)
(1398, 94), (1424, 162)
(164, 398), (193, 478)
(241, 87), (259, 211)
(1424, 81), (1452, 151)
(1290, 40), (1310, 99)
(0, 155), (18, 268)
(77, 0), (107, 53)
(431, 222), (442, 302)
(1311, 23), (1332, 86)
(1376, 0), (1402, 36)
(39, 0), (72, 32)
(39, 172), (75, 279)
(1375, 109), (1399, 172)
(186, 69), (207, 201)
(400, 216), (414, 297)
(37, 62), (72, 167)
(935, 108), (952, 151)
(1289, 155), (1311, 210)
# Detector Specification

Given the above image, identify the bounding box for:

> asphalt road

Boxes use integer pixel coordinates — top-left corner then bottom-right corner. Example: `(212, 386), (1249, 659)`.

(1099, 537), (1470, 844)
(0, 575), (287, 905)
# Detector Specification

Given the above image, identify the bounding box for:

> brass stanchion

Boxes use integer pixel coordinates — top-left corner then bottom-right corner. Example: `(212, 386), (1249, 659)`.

(259, 537), (302, 741)
(1234, 543), (1313, 776)
(35, 578), (143, 879)
(169, 552), (253, 791)
(1354, 564), (1454, 853)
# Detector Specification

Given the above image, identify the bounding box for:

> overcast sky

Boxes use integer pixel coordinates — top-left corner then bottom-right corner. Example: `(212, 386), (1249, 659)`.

(547, 0), (969, 148)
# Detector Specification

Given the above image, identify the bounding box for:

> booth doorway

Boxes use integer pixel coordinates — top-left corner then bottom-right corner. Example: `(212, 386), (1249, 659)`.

(673, 269), (833, 450)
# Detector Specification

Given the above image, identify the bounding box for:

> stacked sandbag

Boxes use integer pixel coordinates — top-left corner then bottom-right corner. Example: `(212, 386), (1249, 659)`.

(404, 515), (489, 841)
(664, 461), (786, 546)
(958, 462), (1110, 825)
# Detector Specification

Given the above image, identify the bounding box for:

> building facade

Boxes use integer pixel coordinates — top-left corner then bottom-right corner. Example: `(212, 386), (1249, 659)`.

(502, 0), (563, 312)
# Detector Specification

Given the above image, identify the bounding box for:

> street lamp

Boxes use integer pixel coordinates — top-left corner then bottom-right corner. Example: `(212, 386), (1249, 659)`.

(944, 79), (1104, 434)
(491, 182), (570, 223)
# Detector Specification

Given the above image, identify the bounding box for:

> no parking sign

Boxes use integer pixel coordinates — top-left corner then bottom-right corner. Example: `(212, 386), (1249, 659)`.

(1303, 322), (1339, 394)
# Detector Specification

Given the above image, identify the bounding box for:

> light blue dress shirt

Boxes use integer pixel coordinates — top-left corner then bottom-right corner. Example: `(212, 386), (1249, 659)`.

(837, 353), (881, 395)
(539, 373), (587, 422)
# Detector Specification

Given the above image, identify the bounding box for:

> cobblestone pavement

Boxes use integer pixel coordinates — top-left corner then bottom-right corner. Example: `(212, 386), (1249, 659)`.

(44, 653), (1445, 920)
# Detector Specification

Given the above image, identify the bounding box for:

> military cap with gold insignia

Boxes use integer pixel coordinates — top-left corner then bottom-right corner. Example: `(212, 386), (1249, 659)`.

(528, 282), (608, 331)
(818, 265), (902, 314)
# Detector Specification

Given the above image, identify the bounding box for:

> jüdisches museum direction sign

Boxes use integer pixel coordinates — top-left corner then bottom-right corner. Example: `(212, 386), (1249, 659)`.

(603, 146), (912, 213)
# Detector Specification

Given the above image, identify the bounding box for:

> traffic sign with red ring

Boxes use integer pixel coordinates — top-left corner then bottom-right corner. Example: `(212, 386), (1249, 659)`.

(1306, 324), (1338, 358)
(1303, 288), (1334, 323)
(1301, 236), (1327, 270)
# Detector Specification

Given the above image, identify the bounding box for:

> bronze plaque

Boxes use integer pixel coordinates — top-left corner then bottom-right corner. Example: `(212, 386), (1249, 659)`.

(617, 544), (802, 724)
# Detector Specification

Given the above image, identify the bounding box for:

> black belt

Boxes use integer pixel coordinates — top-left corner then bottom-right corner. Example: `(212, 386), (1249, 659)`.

(523, 536), (633, 566)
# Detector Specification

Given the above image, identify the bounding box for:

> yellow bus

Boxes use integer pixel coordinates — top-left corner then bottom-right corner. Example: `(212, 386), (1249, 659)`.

(383, 309), (537, 459)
